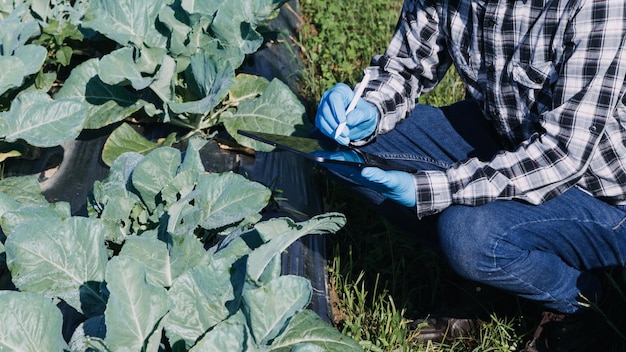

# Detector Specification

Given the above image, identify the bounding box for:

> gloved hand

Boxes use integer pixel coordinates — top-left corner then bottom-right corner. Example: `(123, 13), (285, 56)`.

(312, 149), (364, 178)
(360, 167), (416, 207)
(316, 83), (378, 145)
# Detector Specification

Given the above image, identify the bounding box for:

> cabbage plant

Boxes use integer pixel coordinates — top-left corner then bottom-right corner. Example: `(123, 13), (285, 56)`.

(0, 0), (310, 163)
(0, 139), (362, 351)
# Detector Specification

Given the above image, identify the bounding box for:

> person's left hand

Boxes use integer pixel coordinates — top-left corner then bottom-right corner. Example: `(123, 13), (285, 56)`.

(360, 167), (416, 207)
(312, 149), (364, 178)
(315, 83), (378, 145)
(316, 151), (417, 208)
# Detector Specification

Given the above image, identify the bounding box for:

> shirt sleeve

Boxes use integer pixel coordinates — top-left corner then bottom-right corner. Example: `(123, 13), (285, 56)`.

(357, 0), (453, 143)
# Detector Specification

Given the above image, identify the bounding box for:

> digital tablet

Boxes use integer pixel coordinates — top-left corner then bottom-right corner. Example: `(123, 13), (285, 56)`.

(237, 130), (418, 173)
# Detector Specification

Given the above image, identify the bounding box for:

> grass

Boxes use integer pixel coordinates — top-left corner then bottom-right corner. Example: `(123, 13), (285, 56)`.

(297, 0), (402, 100)
(318, 176), (530, 351)
(295, 0), (626, 351)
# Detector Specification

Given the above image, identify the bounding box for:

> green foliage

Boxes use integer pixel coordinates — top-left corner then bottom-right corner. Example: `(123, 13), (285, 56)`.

(0, 0), (310, 164)
(31, 18), (83, 70)
(0, 141), (361, 351)
(0, 6), (47, 97)
(1, 92), (87, 147)
(0, 291), (67, 351)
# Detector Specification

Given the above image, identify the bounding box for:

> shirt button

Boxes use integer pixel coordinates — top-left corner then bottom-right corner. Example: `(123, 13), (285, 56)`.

(487, 64), (496, 72)
(486, 18), (496, 27)
(589, 125), (597, 133)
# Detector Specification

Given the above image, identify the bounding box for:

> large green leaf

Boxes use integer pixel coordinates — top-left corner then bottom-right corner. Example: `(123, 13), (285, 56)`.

(104, 256), (170, 352)
(101, 123), (176, 167)
(89, 152), (144, 232)
(0, 291), (67, 352)
(229, 73), (270, 103)
(55, 58), (146, 130)
(211, 0), (263, 55)
(270, 310), (363, 352)
(165, 258), (234, 348)
(189, 318), (247, 352)
(0, 192), (20, 223)
(0, 175), (48, 206)
(180, 136), (208, 175)
(165, 232), (210, 280)
(223, 78), (308, 152)
(0, 202), (70, 238)
(5, 217), (109, 317)
(83, 0), (168, 48)
(30, 0), (53, 21)
(243, 275), (312, 345)
(169, 51), (235, 114)
(195, 172), (271, 230)
(0, 6), (40, 55)
(119, 237), (173, 288)
(213, 226), (266, 267)
(98, 47), (155, 90)
(0, 45), (47, 95)
(12, 44), (47, 76)
(149, 53), (177, 103)
(131, 146), (181, 211)
(247, 213), (346, 281)
(157, 6), (191, 57)
(1, 92), (88, 147)
(181, 0), (221, 16)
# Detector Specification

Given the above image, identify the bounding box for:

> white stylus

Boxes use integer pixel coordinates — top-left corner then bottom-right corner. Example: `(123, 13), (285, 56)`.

(334, 72), (371, 140)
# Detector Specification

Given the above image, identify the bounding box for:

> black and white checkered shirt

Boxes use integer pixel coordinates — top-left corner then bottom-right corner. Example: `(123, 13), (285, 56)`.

(361, 0), (626, 217)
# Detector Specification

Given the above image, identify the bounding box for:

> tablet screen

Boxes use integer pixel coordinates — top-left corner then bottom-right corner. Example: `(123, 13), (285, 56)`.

(237, 130), (417, 173)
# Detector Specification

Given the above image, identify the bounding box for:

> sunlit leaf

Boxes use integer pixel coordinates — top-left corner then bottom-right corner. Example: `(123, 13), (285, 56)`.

(271, 310), (363, 351)
(55, 59), (145, 130)
(119, 237), (173, 288)
(104, 256), (169, 351)
(101, 123), (175, 167)
(5, 217), (109, 317)
(0, 175), (48, 206)
(99, 47), (155, 90)
(131, 146), (181, 211)
(189, 318), (247, 352)
(243, 275), (311, 345)
(247, 213), (346, 281)
(195, 172), (271, 230)
(223, 79), (308, 152)
(0, 291), (67, 352)
(83, 0), (168, 48)
(1, 92), (87, 147)
(165, 258), (234, 348)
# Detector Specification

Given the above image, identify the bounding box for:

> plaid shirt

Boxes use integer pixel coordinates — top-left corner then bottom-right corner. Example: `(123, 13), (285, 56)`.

(361, 0), (626, 217)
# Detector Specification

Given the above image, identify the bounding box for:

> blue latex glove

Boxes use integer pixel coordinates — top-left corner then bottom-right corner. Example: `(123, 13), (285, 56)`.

(312, 149), (365, 178)
(315, 83), (378, 145)
(360, 167), (416, 207)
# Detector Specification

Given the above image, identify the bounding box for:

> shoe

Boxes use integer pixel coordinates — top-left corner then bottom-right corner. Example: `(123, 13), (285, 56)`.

(412, 316), (482, 342)
(522, 310), (596, 352)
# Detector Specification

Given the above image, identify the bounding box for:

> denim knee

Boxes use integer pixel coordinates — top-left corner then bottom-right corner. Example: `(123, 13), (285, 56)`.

(437, 205), (500, 282)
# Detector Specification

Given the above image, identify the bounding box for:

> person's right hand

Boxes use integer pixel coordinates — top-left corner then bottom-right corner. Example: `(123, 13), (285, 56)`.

(315, 83), (378, 145)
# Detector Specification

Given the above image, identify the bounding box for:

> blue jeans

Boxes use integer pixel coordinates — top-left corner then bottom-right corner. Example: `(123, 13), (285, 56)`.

(349, 99), (626, 314)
